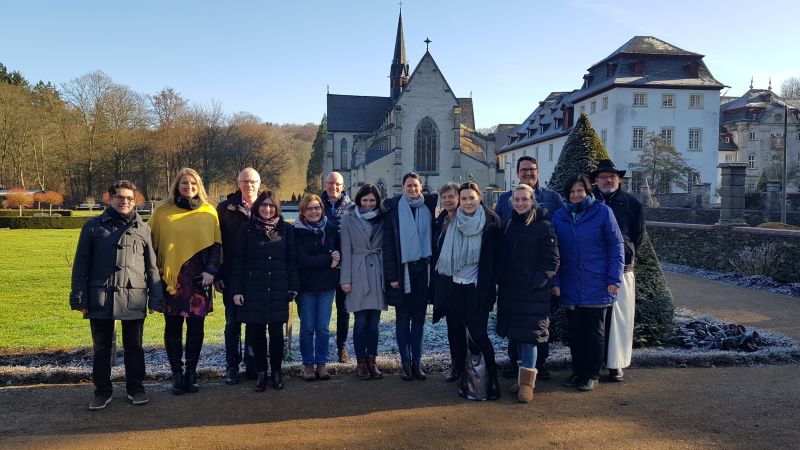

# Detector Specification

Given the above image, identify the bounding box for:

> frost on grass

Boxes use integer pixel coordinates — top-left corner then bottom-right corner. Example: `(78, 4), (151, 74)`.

(2, 307), (798, 386)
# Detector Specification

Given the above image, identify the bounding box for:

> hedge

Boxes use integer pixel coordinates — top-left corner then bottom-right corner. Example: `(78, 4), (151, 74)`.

(0, 216), (150, 229)
(0, 209), (73, 217)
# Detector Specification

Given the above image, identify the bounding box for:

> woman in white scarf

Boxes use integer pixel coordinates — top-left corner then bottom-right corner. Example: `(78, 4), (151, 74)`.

(434, 182), (501, 400)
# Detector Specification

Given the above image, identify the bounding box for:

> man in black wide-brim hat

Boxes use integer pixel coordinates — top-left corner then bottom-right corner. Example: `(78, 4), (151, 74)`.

(590, 159), (644, 383)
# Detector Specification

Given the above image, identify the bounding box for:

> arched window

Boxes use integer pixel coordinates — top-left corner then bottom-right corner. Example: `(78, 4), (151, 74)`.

(340, 138), (348, 169)
(415, 118), (438, 173)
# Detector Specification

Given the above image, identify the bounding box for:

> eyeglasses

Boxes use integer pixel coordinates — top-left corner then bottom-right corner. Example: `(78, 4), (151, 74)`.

(519, 168), (538, 173)
(325, 182), (343, 187)
(596, 174), (619, 181)
(238, 179), (260, 185)
(113, 195), (135, 203)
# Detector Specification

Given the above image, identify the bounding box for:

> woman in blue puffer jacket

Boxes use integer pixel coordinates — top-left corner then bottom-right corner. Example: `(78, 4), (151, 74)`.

(552, 174), (624, 392)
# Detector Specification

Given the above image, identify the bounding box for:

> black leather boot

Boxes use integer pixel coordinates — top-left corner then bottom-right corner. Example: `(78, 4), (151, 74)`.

(411, 362), (426, 380)
(184, 331), (203, 394)
(487, 371), (501, 400)
(400, 363), (413, 381)
(255, 372), (267, 392)
(183, 369), (199, 393)
(271, 370), (284, 390)
(171, 370), (185, 396)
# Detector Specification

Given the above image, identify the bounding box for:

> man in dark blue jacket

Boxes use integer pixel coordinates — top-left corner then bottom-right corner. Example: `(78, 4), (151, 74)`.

(494, 156), (563, 380)
(321, 171), (354, 362)
(216, 167), (261, 384)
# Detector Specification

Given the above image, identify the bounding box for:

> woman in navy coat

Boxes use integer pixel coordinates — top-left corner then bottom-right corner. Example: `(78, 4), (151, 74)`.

(551, 174), (624, 392)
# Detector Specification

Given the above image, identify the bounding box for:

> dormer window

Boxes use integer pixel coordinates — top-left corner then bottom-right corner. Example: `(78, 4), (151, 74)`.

(539, 124), (546, 134)
(631, 60), (645, 76)
(686, 61), (700, 78)
(606, 62), (617, 78)
(582, 73), (594, 88)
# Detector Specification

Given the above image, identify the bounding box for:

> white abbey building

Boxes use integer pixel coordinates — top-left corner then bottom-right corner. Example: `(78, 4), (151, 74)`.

(498, 36), (725, 197)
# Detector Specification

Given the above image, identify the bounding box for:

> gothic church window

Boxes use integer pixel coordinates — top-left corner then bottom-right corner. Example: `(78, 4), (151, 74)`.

(415, 118), (438, 173)
(340, 138), (348, 169)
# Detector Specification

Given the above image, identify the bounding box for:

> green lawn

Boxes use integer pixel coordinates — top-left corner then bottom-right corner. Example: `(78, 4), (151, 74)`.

(0, 229), (230, 353)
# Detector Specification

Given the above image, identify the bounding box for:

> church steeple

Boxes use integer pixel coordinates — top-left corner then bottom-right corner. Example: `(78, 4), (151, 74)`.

(390, 11), (409, 102)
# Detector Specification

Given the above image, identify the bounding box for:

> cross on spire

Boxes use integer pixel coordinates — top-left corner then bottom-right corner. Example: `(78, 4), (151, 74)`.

(424, 37), (432, 51)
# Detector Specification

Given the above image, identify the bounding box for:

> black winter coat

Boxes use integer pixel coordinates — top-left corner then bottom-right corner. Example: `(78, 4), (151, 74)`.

(496, 211), (560, 344)
(70, 210), (163, 320)
(216, 190), (251, 284)
(230, 218), (299, 324)
(593, 187), (644, 272)
(381, 193), (438, 307)
(294, 222), (341, 292)
(432, 207), (501, 323)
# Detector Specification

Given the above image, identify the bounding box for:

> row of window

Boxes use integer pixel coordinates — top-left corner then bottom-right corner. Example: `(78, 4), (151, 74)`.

(522, 143), (556, 162)
(582, 93), (704, 115)
(745, 131), (800, 141)
(746, 152), (800, 170)
(628, 127), (703, 150)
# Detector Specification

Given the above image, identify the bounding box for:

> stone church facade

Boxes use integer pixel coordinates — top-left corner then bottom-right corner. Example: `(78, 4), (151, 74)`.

(325, 12), (500, 197)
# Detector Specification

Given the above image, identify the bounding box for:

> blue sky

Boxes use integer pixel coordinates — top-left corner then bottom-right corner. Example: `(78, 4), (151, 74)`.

(2, 0), (798, 129)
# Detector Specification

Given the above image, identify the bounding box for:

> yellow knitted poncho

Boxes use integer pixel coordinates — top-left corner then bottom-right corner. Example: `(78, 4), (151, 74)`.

(148, 202), (222, 295)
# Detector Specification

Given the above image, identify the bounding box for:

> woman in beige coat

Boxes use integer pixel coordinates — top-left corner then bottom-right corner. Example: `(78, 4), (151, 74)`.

(340, 183), (386, 379)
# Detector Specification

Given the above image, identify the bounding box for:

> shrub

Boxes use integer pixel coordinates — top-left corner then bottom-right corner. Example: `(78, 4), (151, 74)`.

(633, 234), (676, 346)
(6, 189), (34, 210)
(0, 215), (150, 229)
(728, 242), (781, 278)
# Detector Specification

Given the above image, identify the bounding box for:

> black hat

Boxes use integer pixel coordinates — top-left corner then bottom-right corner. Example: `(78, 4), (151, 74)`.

(590, 159), (626, 179)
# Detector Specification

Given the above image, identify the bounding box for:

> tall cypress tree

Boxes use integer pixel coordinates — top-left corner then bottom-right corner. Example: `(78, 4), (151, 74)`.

(547, 112), (610, 195)
(547, 112), (674, 347)
(304, 114), (327, 195)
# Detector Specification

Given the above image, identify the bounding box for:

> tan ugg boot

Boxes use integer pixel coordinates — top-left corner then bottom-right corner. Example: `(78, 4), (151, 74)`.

(517, 367), (537, 403)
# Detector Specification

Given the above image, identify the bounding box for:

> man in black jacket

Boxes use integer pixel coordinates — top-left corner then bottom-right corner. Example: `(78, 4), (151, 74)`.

(216, 167), (261, 384)
(591, 159), (645, 382)
(70, 180), (163, 410)
(321, 171), (354, 363)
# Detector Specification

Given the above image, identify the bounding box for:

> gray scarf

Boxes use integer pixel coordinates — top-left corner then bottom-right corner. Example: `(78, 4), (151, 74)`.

(398, 194), (432, 264)
(435, 207), (486, 276)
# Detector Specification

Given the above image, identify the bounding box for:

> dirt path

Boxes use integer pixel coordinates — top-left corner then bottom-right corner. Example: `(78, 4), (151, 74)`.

(1, 365), (799, 449)
(665, 272), (800, 340)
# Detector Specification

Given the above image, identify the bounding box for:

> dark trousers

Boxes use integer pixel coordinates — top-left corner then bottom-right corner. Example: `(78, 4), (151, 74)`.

(164, 315), (205, 373)
(395, 263), (428, 365)
(566, 306), (609, 381)
(223, 292), (256, 373)
(447, 282), (497, 375)
(335, 287), (350, 349)
(245, 322), (284, 373)
(353, 309), (381, 359)
(90, 318), (145, 397)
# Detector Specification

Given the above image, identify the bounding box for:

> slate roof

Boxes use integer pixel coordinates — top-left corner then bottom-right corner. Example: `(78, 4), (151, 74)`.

(720, 89), (800, 124)
(499, 91), (576, 153)
(718, 126), (738, 152)
(589, 36), (701, 69)
(457, 98), (475, 129)
(327, 94), (392, 132)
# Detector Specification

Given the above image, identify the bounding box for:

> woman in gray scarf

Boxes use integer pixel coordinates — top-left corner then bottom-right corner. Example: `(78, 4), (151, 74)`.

(382, 172), (438, 381)
(434, 182), (502, 400)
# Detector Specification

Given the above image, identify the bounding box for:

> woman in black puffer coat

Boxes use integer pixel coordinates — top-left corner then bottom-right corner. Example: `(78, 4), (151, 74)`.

(231, 191), (299, 392)
(496, 184), (560, 403)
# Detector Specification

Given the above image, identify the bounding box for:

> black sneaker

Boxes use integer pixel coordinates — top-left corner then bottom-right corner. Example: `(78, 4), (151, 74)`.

(224, 368), (240, 385)
(88, 395), (112, 411)
(127, 392), (149, 405)
(577, 377), (599, 392)
(608, 368), (624, 382)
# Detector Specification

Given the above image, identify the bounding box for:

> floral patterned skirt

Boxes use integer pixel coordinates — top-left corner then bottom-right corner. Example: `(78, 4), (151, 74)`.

(162, 253), (213, 318)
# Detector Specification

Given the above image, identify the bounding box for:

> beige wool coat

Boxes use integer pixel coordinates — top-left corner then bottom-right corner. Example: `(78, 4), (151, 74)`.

(339, 205), (387, 313)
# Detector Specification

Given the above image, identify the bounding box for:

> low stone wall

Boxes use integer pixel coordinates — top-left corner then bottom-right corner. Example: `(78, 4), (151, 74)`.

(644, 207), (800, 227)
(647, 221), (800, 283)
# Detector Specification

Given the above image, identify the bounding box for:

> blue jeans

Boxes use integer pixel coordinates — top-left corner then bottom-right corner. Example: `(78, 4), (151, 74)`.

(517, 342), (539, 370)
(298, 290), (335, 365)
(353, 310), (381, 359)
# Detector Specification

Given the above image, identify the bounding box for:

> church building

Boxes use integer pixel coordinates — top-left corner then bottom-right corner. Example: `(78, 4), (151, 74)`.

(325, 12), (500, 197)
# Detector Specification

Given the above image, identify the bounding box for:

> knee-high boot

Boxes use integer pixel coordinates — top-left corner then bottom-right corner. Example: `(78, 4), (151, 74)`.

(183, 331), (204, 393)
(164, 327), (185, 395)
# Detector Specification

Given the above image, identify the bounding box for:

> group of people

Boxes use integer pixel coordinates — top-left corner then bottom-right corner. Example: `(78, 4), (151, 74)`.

(70, 156), (644, 410)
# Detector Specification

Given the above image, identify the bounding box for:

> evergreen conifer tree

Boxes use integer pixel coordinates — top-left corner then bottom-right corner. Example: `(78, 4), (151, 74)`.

(546, 112), (674, 347)
(304, 114), (327, 195)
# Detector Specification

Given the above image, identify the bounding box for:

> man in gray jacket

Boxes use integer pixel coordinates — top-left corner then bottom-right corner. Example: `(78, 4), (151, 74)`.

(70, 180), (163, 410)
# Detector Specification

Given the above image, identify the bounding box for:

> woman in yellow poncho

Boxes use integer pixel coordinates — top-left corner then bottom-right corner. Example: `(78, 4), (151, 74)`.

(149, 167), (222, 395)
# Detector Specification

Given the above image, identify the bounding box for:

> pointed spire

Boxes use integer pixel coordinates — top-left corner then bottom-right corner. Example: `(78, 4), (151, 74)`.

(750, 76), (754, 89)
(390, 10), (409, 101)
(768, 77), (772, 91)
